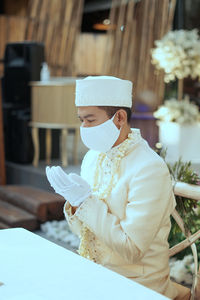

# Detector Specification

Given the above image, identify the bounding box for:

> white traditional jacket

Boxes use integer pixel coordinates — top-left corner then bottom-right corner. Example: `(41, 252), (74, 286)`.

(64, 129), (178, 299)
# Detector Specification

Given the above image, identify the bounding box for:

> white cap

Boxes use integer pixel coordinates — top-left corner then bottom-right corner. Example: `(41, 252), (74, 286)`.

(75, 76), (133, 108)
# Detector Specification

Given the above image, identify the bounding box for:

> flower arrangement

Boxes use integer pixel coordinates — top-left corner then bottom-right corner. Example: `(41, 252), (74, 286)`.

(170, 254), (195, 285)
(154, 97), (200, 124)
(158, 152), (200, 284)
(167, 158), (200, 284)
(151, 29), (200, 83)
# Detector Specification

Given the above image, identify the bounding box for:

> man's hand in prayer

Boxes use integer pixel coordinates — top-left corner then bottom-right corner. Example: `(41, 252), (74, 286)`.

(46, 166), (91, 207)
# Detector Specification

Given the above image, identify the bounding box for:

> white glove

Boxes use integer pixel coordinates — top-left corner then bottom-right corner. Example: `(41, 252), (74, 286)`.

(46, 166), (91, 207)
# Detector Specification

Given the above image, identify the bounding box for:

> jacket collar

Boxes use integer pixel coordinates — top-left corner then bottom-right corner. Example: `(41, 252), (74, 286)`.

(105, 128), (142, 159)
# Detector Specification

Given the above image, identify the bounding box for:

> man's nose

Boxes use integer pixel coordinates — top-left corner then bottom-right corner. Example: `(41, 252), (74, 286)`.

(82, 121), (91, 128)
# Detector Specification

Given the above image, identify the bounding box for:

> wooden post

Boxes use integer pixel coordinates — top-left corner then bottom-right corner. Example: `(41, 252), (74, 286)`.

(45, 128), (52, 165)
(73, 128), (80, 165)
(178, 78), (184, 101)
(0, 80), (6, 185)
(32, 127), (39, 167)
(61, 128), (68, 167)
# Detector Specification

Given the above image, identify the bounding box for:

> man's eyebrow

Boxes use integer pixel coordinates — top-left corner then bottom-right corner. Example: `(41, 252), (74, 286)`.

(78, 114), (95, 119)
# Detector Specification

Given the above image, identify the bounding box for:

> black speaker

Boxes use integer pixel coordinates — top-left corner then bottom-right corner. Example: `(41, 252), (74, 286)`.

(2, 42), (60, 164)
(3, 105), (33, 163)
(3, 42), (44, 107)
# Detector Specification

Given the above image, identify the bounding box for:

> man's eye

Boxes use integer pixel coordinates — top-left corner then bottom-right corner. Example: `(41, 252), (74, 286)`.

(88, 120), (95, 123)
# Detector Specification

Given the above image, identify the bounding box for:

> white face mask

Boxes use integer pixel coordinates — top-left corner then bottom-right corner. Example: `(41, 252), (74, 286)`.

(80, 114), (121, 152)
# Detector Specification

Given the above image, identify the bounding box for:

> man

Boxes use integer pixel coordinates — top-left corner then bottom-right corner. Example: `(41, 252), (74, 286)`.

(46, 76), (179, 299)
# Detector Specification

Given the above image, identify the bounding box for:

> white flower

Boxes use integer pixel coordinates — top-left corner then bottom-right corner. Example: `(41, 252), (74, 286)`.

(170, 255), (194, 285)
(154, 97), (200, 124)
(151, 29), (200, 82)
(40, 220), (80, 248)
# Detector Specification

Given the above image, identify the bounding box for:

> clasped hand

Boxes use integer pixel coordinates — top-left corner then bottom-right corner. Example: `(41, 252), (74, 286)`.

(46, 166), (91, 207)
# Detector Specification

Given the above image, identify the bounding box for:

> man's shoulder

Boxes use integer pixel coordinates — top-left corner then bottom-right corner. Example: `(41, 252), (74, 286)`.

(128, 138), (168, 172)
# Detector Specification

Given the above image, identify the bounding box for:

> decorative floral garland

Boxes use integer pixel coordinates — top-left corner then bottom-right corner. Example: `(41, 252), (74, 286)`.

(78, 130), (140, 261)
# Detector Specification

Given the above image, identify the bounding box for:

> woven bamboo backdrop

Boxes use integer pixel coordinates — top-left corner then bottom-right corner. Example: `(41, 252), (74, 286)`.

(104, 0), (177, 107)
(0, 0), (176, 106)
(0, 0), (84, 76)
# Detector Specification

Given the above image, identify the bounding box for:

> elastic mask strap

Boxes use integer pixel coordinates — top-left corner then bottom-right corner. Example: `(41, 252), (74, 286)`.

(111, 113), (116, 121)
(111, 112), (122, 131)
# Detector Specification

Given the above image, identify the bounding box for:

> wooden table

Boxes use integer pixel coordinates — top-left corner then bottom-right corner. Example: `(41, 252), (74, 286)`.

(30, 80), (80, 167)
(30, 121), (80, 167)
(0, 228), (169, 300)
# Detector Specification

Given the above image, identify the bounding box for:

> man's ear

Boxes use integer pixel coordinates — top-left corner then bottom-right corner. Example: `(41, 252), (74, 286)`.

(114, 109), (127, 129)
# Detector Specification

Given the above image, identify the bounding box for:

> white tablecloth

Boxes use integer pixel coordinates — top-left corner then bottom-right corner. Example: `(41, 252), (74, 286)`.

(0, 228), (169, 300)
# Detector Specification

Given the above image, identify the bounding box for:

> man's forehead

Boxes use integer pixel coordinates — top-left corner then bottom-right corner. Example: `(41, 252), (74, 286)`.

(77, 106), (103, 116)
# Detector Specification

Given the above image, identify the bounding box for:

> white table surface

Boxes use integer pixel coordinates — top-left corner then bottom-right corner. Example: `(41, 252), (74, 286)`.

(0, 228), (169, 300)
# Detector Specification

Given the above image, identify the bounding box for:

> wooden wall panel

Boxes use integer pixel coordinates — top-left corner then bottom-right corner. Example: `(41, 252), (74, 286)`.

(104, 0), (177, 109)
(0, 0), (84, 77)
(0, 81), (6, 185)
(0, 16), (7, 75)
(74, 33), (113, 76)
(0, 0), (176, 104)
(3, 0), (29, 17)
(7, 16), (27, 42)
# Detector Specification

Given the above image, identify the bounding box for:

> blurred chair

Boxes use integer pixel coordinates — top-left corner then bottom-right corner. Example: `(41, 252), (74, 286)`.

(169, 182), (200, 300)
